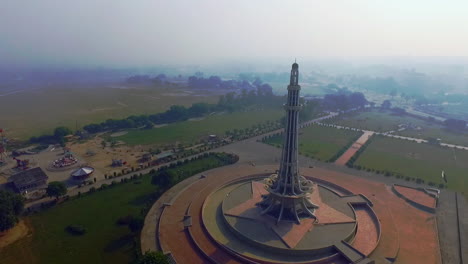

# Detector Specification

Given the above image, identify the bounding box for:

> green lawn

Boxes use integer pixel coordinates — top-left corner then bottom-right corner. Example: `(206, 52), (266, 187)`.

(326, 109), (468, 146)
(119, 109), (283, 146)
(355, 136), (468, 194)
(0, 85), (219, 140)
(0, 176), (159, 264)
(0, 153), (236, 264)
(264, 124), (362, 161)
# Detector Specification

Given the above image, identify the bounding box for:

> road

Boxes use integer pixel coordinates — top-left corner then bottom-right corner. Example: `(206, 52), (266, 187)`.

(25, 109), (468, 210)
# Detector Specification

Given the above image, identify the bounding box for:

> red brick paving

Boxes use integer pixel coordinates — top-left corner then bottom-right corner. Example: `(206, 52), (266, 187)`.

(311, 186), (355, 225)
(335, 131), (373, 166)
(302, 167), (441, 264)
(158, 165), (441, 264)
(351, 205), (379, 256)
(394, 185), (437, 209)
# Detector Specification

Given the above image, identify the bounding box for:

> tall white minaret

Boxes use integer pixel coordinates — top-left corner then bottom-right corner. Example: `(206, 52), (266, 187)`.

(258, 62), (318, 224)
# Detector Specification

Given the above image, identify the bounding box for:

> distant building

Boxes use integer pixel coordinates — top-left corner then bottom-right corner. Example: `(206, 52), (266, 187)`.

(9, 167), (48, 193)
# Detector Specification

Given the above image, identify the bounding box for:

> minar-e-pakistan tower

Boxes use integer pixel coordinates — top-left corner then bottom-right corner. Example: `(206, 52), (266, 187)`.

(156, 61), (383, 263)
(258, 61), (319, 224)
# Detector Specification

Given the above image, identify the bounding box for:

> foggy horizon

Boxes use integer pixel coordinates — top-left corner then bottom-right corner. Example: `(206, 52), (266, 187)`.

(2, 0), (468, 68)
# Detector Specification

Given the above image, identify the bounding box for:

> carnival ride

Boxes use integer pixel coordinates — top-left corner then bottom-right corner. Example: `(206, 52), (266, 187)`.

(13, 157), (30, 170)
(52, 151), (78, 168)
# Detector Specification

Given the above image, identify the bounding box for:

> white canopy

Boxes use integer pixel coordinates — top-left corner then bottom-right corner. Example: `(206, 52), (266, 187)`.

(71, 167), (94, 177)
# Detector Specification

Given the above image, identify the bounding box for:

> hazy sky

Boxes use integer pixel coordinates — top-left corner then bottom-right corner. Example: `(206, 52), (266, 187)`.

(1, 0), (468, 67)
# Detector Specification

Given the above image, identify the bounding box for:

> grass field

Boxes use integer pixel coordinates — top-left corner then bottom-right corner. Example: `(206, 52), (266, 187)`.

(264, 124), (362, 161)
(0, 85), (219, 140)
(118, 108), (283, 146)
(355, 136), (468, 194)
(327, 109), (468, 146)
(0, 153), (233, 264)
(0, 176), (159, 264)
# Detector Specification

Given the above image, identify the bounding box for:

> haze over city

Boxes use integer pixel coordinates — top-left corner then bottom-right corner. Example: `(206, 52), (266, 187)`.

(2, 0), (468, 67)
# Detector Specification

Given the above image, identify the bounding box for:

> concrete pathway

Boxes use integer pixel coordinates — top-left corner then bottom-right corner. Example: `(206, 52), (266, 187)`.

(335, 131), (374, 166)
(316, 122), (468, 150)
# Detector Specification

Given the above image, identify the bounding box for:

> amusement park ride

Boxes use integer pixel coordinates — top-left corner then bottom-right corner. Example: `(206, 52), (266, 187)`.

(13, 157), (30, 170)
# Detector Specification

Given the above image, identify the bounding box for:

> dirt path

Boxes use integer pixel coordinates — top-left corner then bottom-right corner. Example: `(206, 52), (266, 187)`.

(0, 220), (30, 249)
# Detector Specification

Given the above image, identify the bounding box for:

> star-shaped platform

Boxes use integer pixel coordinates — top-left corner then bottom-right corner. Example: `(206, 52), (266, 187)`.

(225, 181), (355, 248)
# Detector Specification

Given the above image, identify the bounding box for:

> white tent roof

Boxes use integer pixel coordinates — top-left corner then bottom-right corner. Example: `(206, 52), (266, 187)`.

(71, 167), (94, 177)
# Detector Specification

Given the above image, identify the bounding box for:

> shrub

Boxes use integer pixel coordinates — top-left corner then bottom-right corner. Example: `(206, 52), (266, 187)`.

(116, 215), (133, 225)
(65, 225), (87, 236)
(129, 217), (144, 232)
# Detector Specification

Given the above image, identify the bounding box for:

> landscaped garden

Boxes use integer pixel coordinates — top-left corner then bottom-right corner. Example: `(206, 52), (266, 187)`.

(262, 124), (362, 161)
(325, 109), (468, 146)
(119, 108), (283, 146)
(354, 136), (468, 194)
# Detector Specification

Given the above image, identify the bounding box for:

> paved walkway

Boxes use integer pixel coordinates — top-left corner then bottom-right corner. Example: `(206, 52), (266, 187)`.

(316, 122), (468, 150)
(335, 131), (374, 166)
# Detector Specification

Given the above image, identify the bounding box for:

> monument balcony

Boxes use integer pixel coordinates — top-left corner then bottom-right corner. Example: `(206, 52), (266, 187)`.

(283, 104), (303, 111)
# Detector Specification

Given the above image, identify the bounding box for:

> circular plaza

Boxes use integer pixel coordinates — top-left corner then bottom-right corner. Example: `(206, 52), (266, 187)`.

(146, 164), (381, 264)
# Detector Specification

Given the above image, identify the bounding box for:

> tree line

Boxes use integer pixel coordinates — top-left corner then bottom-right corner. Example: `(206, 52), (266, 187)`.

(151, 152), (239, 190)
(82, 86), (278, 134)
(27, 84), (368, 146)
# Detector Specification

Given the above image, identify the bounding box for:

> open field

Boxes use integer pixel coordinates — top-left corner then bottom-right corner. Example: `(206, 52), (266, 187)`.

(264, 124), (362, 161)
(326, 109), (468, 146)
(118, 108), (283, 146)
(0, 85), (220, 140)
(0, 174), (159, 264)
(355, 136), (468, 194)
(0, 153), (234, 264)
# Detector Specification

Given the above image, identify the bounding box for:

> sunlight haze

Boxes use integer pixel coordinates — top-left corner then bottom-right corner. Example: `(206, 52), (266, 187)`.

(2, 0), (468, 67)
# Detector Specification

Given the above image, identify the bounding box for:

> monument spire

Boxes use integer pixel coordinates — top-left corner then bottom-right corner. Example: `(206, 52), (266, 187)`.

(258, 61), (318, 224)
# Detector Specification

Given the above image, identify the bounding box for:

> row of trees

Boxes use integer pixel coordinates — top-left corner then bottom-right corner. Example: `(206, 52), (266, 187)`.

(187, 75), (274, 96)
(29, 126), (72, 146)
(151, 152), (239, 190)
(83, 86), (278, 134)
(321, 92), (368, 111)
(443, 118), (467, 131)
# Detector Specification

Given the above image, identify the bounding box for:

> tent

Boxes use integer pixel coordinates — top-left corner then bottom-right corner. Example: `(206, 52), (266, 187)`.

(71, 167), (94, 179)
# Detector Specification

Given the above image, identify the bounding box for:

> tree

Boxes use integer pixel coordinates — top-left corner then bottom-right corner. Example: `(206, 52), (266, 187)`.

(110, 139), (117, 148)
(444, 118), (467, 131)
(54, 126), (72, 140)
(129, 217), (144, 232)
(46, 181), (67, 199)
(151, 170), (172, 189)
(348, 92), (368, 107)
(391, 107), (406, 115)
(0, 190), (24, 232)
(138, 251), (169, 264)
(381, 100), (392, 109)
